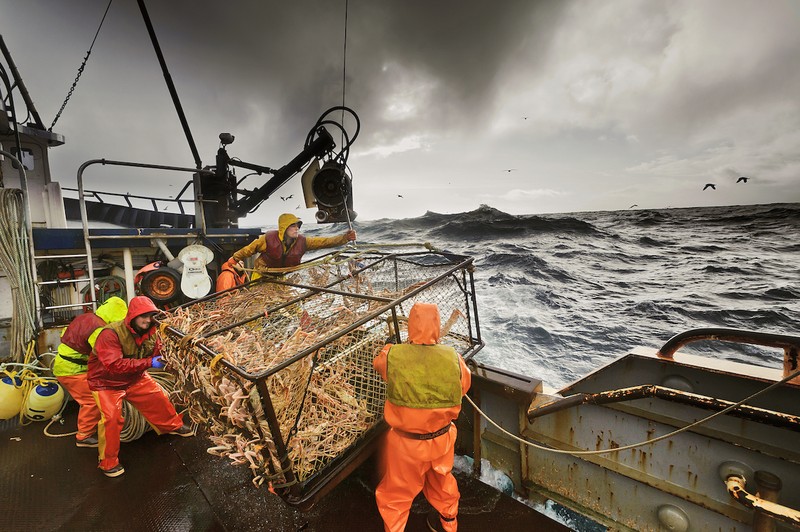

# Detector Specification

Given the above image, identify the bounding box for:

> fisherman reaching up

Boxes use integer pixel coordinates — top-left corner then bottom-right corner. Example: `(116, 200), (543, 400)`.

(224, 213), (355, 279)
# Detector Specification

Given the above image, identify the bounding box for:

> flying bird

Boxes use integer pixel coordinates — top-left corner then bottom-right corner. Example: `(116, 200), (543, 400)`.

(296, 204), (301, 210)
(280, 194), (293, 201)
(703, 183), (716, 190)
(503, 169), (517, 173)
(629, 204), (638, 209)
(737, 176), (749, 183)
(397, 194), (403, 198)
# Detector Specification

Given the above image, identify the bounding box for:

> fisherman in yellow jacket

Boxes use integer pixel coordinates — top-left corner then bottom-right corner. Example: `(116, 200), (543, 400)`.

(52, 296), (128, 448)
(223, 213), (355, 278)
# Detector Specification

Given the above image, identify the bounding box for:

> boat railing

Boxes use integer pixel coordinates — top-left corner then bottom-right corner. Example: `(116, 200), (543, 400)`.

(656, 327), (800, 385)
(76, 158), (215, 311)
(63, 177), (195, 215)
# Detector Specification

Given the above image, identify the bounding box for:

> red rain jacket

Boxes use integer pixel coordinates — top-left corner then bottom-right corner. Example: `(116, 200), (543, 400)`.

(87, 296), (161, 391)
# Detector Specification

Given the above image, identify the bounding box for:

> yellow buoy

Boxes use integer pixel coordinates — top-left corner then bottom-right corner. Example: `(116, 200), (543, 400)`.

(0, 375), (24, 420)
(23, 382), (65, 421)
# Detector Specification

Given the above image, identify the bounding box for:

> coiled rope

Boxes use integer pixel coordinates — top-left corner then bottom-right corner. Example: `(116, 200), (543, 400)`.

(119, 370), (177, 442)
(4, 349), (178, 442)
(0, 189), (37, 362)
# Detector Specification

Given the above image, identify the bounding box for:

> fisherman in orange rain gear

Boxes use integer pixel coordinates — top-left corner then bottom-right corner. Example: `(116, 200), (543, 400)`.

(215, 258), (248, 292)
(373, 302), (471, 532)
(87, 296), (194, 478)
(223, 213), (356, 279)
(52, 296), (128, 448)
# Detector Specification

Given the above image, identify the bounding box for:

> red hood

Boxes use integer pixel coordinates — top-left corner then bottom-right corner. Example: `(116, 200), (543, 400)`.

(407, 302), (440, 345)
(124, 296), (160, 329)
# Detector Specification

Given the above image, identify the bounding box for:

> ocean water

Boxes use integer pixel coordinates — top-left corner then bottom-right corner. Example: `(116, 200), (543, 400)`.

(352, 203), (799, 390)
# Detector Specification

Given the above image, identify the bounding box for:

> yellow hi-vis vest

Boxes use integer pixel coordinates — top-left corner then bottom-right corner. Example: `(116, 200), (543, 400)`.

(386, 344), (462, 409)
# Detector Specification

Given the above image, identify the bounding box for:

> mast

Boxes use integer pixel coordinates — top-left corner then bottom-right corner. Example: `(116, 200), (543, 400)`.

(136, 0), (203, 170)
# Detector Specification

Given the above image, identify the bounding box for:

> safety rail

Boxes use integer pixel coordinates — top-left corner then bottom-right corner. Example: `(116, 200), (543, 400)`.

(656, 328), (800, 385)
(64, 178), (194, 214)
(76, 158), (214, 311)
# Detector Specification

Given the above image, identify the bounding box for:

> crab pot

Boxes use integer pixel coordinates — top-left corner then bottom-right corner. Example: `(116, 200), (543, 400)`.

(159, 251), (482, 509)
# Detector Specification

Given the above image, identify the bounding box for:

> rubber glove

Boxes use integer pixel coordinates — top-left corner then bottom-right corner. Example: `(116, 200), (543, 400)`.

(151, 355), (165, 369)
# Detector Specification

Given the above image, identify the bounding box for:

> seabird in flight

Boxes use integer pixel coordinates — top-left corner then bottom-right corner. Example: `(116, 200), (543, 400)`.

(629, 204), (638, 209)
(503, 169), (517, 173)
(737, 176), (749, 183)
(280, 194), (293, 201)
(703, 183), (716, 190)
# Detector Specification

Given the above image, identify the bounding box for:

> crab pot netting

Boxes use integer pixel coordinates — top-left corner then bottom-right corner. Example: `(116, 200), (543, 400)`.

(158, 251), (480, 498)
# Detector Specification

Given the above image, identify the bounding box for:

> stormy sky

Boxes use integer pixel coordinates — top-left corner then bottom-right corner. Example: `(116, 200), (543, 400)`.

(1, 0), (798, 226)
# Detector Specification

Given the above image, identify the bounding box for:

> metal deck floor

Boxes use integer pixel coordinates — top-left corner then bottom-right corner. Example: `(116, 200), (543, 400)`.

(1, 402), (569, 531)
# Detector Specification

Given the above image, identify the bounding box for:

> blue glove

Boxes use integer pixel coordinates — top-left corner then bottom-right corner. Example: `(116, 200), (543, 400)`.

(151, 355), (165, 369)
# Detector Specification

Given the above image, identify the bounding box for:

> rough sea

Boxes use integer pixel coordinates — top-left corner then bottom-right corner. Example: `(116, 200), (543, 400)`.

(350, 202), (799, 390)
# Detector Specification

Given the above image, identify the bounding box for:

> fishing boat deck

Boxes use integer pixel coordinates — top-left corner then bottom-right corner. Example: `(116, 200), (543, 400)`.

(1, 402), (569, 531)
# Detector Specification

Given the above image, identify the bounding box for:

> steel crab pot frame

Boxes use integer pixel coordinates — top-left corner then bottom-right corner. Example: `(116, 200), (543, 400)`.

(157, 250), (483, 509)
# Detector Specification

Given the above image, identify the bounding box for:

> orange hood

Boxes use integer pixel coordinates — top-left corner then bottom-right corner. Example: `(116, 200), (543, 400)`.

(407, 302), (440, 345)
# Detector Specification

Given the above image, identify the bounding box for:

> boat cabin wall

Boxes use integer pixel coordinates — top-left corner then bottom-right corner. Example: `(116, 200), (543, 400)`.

(0, 132), (67, 228)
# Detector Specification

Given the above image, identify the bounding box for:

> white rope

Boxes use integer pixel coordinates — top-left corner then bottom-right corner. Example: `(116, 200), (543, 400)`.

(0, 189), (37, 362)
(120, 370), (178, 442)
(465, 365), (800, 456)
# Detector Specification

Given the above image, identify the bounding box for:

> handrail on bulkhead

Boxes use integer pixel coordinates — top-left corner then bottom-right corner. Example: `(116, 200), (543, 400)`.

(656, 327), (800, 385)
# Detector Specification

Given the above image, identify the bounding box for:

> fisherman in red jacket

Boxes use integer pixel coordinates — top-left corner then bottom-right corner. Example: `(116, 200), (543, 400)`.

(87, 295), (193, 477)
(373, 302), (471, 532)
(53, 296), (128, 447)
(224, 213), (356, 279)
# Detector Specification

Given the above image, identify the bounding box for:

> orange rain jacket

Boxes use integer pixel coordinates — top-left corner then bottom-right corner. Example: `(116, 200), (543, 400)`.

(216, 259), (248, 292)
(373, 302), (471, 532)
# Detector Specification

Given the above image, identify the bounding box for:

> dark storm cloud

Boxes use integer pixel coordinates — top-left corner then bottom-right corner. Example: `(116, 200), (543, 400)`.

(3, 1), (797, 218)
(115, 1), (569, 150)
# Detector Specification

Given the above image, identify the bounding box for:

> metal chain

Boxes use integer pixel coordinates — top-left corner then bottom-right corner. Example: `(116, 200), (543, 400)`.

(49, 0), (113, 131)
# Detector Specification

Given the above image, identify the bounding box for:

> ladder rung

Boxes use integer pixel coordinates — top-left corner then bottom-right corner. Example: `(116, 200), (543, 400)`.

(43, 302), (89, 311)
(35, 254), (89, 260)
(38, 278), (89, 286)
